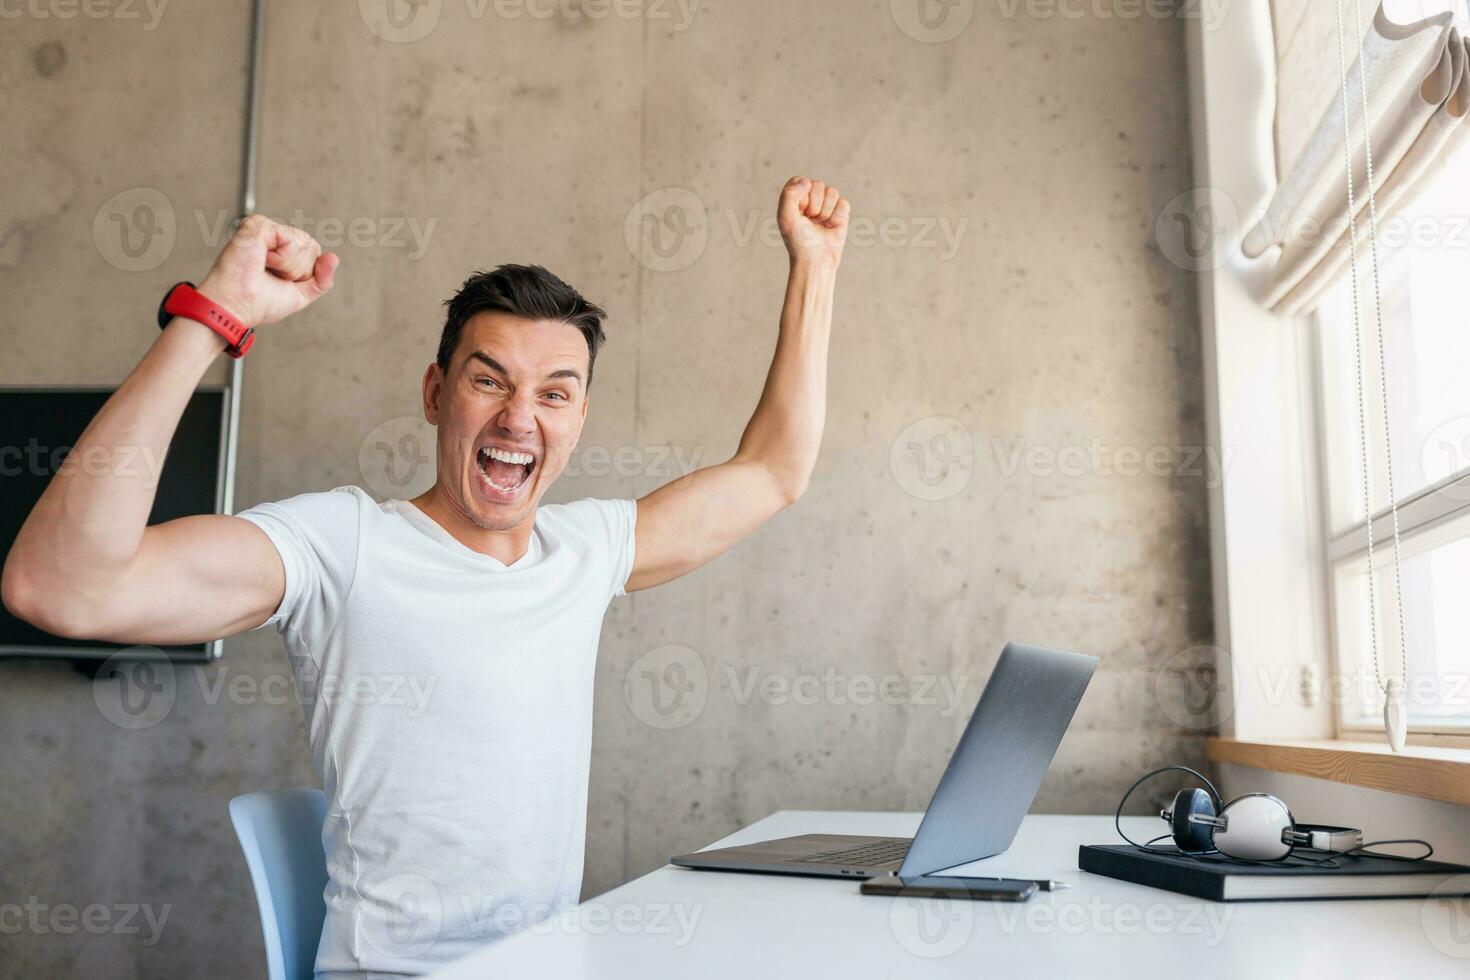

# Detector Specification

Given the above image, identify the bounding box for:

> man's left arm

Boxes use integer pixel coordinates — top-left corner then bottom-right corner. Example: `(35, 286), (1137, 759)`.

(626, 175), (849, 593)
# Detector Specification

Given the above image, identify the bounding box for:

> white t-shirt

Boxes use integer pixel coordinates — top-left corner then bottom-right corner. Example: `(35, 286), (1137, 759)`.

(236, 485), (637, 976)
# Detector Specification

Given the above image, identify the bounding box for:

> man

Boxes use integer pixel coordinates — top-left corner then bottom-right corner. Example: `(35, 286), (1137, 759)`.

(1, 175), (849, 976)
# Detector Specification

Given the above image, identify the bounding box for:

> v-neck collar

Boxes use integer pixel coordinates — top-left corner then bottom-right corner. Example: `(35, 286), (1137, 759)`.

(387, 498), (541, 570)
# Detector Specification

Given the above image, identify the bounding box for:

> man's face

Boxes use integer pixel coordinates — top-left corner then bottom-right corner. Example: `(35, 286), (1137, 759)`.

(424, 311), (590, 531)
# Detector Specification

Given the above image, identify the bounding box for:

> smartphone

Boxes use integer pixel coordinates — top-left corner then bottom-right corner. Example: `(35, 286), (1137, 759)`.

(859, 875), (1037, 902)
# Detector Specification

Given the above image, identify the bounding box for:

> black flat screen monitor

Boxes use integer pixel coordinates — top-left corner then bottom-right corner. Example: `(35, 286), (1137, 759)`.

(0, 387), (228, 661)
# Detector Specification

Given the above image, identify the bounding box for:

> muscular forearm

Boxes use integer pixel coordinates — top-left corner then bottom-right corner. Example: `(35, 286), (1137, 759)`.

(734, 257), (838, 500)
(2, 317), (224, 615)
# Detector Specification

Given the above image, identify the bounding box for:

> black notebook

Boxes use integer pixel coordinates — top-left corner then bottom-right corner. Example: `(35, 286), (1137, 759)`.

(1079, 844), (1470, 902)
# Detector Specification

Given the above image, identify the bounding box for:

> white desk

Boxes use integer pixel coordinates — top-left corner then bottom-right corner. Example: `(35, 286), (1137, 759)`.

(427, 811), (1466, 979)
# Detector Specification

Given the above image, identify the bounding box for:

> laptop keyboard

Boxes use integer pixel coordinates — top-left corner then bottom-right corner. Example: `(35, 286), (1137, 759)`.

(796, 839), (911, 866)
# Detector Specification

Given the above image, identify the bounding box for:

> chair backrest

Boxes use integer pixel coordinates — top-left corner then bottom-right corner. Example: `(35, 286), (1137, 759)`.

(229, 788), (329, 980)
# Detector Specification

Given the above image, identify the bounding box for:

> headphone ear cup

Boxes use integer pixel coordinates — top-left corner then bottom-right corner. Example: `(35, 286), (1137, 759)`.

(1169, 788), (1217, 851)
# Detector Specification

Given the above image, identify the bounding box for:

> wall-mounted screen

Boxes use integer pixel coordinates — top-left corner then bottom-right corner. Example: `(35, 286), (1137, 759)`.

(0, 387), (228, 661)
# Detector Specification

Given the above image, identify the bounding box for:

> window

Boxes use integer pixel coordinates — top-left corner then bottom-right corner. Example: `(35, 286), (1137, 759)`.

(1313, 145), (1470, 734)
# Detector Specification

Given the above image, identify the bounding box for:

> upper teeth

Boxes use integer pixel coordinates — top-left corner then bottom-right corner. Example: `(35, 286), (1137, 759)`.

(482, 447), (533, 465)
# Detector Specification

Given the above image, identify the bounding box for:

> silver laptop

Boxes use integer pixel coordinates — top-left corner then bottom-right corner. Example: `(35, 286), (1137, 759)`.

(670, 642), (1098, 879)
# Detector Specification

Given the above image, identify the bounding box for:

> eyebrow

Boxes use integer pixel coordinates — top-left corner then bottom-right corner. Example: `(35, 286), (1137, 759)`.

(467, 351), (582, 386)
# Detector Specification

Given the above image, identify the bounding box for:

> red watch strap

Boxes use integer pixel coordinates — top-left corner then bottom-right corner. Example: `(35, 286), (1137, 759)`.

(161, 282), (254, 358)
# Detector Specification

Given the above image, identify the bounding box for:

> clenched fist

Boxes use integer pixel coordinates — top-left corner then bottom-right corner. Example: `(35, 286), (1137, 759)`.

(778, 176), (851, 269)
(197, 214), (339, 329)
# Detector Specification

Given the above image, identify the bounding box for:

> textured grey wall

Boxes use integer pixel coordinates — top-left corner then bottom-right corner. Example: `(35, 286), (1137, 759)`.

(0, 2), (1209, 977)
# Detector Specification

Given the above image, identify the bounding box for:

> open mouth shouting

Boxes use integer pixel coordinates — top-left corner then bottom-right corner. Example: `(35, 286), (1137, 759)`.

(474, 444), (538, 503)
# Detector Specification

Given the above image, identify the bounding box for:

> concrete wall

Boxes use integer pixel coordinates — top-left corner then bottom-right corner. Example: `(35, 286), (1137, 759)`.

(0, 2), (1208, 976)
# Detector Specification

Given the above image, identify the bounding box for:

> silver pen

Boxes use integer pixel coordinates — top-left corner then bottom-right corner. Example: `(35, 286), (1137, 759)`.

(972, 876), (1070, 891)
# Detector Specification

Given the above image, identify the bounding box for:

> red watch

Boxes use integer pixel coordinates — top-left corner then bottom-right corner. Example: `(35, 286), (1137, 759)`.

(157, 281), (255, 358)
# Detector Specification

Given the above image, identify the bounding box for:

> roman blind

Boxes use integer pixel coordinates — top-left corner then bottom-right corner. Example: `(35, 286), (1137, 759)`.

(1247, 2), (1467, 315)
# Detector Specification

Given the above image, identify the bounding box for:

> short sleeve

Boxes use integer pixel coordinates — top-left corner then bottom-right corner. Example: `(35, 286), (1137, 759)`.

(235, 486), (363, 647)
(551, 497), (638, 598)
(605, 497), (638, 597)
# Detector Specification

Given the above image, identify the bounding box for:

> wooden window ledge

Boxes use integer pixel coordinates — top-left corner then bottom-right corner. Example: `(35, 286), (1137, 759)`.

(1208, 737), (1470, 806)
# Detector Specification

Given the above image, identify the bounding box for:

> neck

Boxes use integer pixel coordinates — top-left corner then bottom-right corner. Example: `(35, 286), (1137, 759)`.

(409, 483), (535, 565)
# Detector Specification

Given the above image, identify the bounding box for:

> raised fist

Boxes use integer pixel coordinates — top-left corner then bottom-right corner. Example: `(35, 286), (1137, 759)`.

(778, 176), (851, 268)
(197, 214), (339, 329)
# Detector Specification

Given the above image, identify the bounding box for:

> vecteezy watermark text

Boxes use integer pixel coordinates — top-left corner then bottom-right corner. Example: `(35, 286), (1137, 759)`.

(624, 187), (969, 272)
(724, 665), (971, 718)
(990, 436), (1232, 488)
(0, 0), (169, 30)
(888, 417), (1231, 503)
(92, 188), (439, 273)
(194, 209), (436, 259)
(0, 898), (171, 946)
(623, 644), (974, 730)
(994, 0), (1228, 29)
(0, 439), (166, 484)
(358, 0), (702, 44)
(91, 651), (440, 730)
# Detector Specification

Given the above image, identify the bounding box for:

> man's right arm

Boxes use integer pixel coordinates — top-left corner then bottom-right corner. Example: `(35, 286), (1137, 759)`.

(0, 215), (338, 645)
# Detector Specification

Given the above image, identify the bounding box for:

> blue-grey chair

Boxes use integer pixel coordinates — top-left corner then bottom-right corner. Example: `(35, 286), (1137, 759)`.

(229, 788), (329, 980)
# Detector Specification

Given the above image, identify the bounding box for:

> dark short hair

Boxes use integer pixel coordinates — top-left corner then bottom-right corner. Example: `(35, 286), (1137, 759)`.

(437, 264), (607, 387)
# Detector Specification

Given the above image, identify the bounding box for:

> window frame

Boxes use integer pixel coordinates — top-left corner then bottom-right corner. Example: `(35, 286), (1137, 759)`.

(1188, 0), (1470, 764)
(1310, 281), (1470, 738)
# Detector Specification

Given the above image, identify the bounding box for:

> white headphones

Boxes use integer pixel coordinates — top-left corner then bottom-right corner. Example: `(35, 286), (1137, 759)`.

(1113, 766), (1427, 865)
